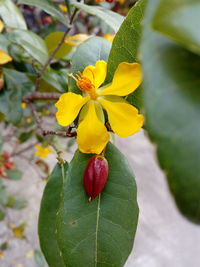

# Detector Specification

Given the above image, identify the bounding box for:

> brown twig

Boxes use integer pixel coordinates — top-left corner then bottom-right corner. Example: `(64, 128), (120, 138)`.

(28, 102), (63, 160)
(11, 142), (38, 157)
(43, 130), (77, 138)
(23, 92), (61, 103)
(35, 6), (79, 91)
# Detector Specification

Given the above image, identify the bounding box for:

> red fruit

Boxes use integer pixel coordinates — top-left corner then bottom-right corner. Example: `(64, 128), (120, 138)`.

(2, 152), (10, 161)
(4, 161), (15, 170)
(84, 155), (108, 201)
(43, 16), (53, 25)
(106, 0), (114, 2)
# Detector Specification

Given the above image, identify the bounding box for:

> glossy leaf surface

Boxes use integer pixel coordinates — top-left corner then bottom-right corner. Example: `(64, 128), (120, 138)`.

(8, 29), (48, 65)
(0, 0), (27, 29)
(57, 143), (139, 266)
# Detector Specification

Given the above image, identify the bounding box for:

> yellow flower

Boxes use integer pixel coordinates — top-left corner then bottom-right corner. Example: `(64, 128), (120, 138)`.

(21, 102), (26, 109)
(65, 34), (90, 47)
(55, 61), (144, 154)
(103, 33), (115, 43)
(59, 4), (68, 13)
(0, 20), (4, 33)
(0, 251), (4, 259)
(26, 117), (32, 123)
(0, 49), (12, 65)
(35, 145), (52, 159)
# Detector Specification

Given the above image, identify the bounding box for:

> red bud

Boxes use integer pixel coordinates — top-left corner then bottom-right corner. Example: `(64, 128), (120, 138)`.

(43, 16), (53, 25)
(84, 155), (108, 201)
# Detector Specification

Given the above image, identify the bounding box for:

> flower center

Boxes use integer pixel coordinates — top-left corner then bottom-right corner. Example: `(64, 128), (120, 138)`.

(69, 72), (98, 100)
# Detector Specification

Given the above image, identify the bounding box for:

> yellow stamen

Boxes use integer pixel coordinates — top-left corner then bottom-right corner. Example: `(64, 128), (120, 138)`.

(69, 72), (97, 99)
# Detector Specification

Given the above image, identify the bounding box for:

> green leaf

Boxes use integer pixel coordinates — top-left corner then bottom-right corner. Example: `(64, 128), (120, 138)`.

(152, 0), (200, 56)
(18, 0), (69, 27)
(38, 163), (68, 267)
(0, 34), (11, 52)
(45, 32), (72, 60)
(106, 0), (146, 82)
(0, 69), (34, 124)
(72, 2), (124, 33)
(69, 36), (111, 93)
(6, 169), (22, 180)
(19, 130), (34, 143)
(8, 29), (48, 65)
(0, 210), (5, 221)
(56, 142), (139, 266)
(106, 0), (146, 109)
(42, 68), (68, 93)
(141, 0), (200, 223)
(0, 0), (27, 29)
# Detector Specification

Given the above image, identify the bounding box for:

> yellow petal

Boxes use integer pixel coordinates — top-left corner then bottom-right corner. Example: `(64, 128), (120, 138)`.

(99, 62), (142, 96)
(0, 251), (4, 259)
(0, 49), (12, 64)
(0, 20), (4, 32)
(103, 33), (115, 42)
(59, 4), (68, 13)
(77, 101), (109, 154)
(34, 145), (52, 159)
(98, 98), (144, 137)
(82, 60), (107, 90)
(65, 34), (90, 47)
(55, 92), (90, 126)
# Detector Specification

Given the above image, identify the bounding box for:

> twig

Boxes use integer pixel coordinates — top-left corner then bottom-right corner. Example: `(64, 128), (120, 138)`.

(23, 92), (61, 103)
(35, 6), (79, 91)
(11, 142), (38, 157)
(43, 130), (77, 138)
(28, 102), (63, 160)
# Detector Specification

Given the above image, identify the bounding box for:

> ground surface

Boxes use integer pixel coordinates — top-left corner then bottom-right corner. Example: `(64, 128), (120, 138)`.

(0, 130), (200, 267)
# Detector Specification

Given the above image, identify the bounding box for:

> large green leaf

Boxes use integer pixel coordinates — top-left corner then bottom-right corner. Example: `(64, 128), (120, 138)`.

(141, 0), (200, 223)
(8, 29), (48, 65)
(56, 142), (139, 266)
(0, 69), (34, 124)
(18, 0), (69, 26)
(72, 2), (124, 33)
(152, 0), (200, 56)
(69, 36), (111, 93)
(106, 0), (146, 82)
(38, 163), (68, 267)
(106, 0), (146, 110)
(0, 0), (27, 29)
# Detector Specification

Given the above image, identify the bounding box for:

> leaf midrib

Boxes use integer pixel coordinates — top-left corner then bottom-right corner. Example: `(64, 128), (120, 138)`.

(95, 194), (101, 267)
